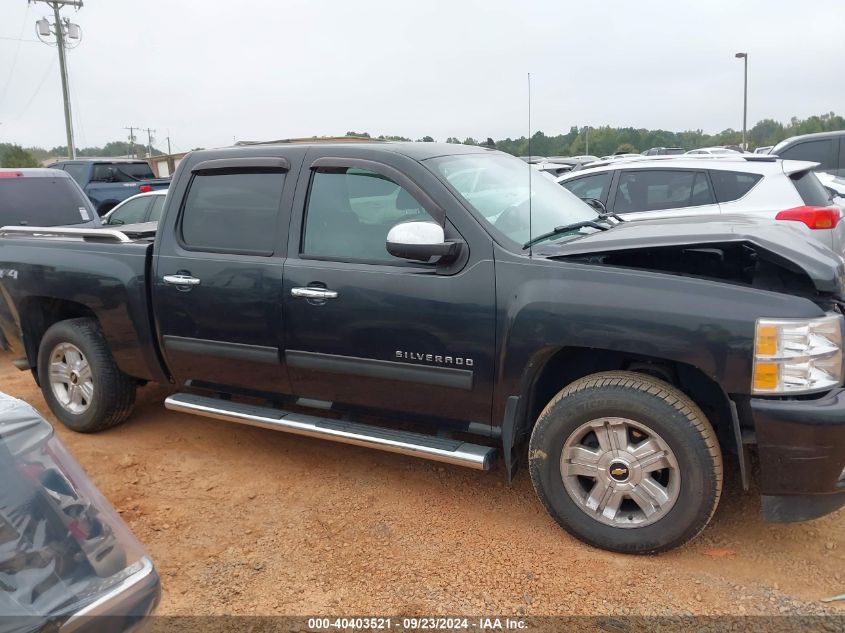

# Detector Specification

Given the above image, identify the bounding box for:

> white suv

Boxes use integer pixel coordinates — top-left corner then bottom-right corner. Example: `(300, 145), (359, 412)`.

(557, 156), (845, 253)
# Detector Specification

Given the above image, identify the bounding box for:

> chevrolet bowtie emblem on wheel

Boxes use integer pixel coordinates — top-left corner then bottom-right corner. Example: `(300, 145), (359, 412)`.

(609, 463), (630, 481)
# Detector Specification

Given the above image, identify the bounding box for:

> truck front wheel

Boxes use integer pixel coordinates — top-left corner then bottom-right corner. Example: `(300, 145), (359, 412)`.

(528, 371), (722, 554)
(38, 318), (136, 433)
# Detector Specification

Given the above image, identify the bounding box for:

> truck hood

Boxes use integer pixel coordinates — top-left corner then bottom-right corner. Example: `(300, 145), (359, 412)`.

(541, 214), (845, 294)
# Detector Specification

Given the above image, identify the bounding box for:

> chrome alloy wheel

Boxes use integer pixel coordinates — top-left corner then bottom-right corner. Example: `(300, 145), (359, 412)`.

(560, 417), (681, 528)
(49, 342), (94, 414)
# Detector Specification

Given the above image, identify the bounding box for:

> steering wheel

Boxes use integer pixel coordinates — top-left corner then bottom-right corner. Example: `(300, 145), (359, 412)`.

(494, 198), (530, 234)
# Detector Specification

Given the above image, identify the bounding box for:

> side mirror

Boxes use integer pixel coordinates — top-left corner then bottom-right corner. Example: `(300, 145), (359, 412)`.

(584, 197), (608, 214)
(386, 221), (462, 263)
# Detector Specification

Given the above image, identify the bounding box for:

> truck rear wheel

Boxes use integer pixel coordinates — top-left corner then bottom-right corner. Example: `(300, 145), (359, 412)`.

(38, 318), (136, 433)
(528, 371), (722, 554)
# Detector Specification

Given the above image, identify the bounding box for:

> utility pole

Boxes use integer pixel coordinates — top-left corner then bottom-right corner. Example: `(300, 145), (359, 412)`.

(32, 0), (84, 159)
(585, 125), (590, 156)
(166, 131), (171, 155)
(145, 128), (155, 158)
(123, 125), (138, 157)
(735, 52), (748, 150)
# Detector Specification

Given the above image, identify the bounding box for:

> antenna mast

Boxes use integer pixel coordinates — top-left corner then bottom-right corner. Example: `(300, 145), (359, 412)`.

(527, 72), (533, 258)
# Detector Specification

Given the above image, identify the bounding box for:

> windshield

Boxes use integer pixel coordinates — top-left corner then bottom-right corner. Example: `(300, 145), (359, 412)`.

(428, 153), (598, 249)
(0, 177), (99, 227)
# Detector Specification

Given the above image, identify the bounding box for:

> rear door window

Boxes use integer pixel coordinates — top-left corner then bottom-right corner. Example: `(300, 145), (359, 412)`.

(92, 162), (155, 182)
(839, 137), (845, 177)
(61, 163), (87, 185)
(790, 170), (833, 207)
(709, 170), (762, 203)
(613, 170), (714, 213)
(778, 139), (836, 171)
(0, 176), (96, 226)
(179, 171), (285, 255)
(148, 195), (165, 222)
(106, 196), (152, 225)
(560, 172), (612, 201)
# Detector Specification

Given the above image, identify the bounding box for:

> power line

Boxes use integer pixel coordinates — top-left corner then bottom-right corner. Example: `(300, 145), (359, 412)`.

(0, 5), (31, 109)
(6, 55), (56, 125)
(0, 36), (39, 43)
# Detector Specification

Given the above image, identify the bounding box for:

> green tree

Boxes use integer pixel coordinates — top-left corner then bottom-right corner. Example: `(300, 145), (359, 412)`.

(462, 137), (478, 146)
(0, 144), (39, 167)
(615, 143), (638, 154)
(345, 131), (371, 138)
(418, 135), (435, 142)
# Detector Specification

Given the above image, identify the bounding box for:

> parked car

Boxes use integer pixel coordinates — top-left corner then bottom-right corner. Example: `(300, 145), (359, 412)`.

(685, 147), (742, 156)
(817, 170), (845, 201)
(0, 169), (100, 228)
(641, 147), (685, 156)
(1, 142), (844, 555)
(103, 190), (167, 227)
(770, 130), (845, 177)
(599, 153), (641, 161)
(543, 156), (599, 170)
(531, 161), (574, 178)
(50, 159), (170, 217)
(557, 156), (844, 252)
(0, 392), (160, 631)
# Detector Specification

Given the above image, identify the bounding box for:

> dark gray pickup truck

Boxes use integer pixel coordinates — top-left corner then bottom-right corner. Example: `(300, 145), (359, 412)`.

(1, 141), (844, 554)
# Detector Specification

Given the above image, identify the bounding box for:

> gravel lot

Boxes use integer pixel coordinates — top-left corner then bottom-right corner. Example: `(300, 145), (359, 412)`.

(1, 349), (843, 617)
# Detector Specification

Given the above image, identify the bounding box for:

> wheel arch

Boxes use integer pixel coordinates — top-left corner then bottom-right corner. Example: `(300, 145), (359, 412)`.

(518, 346), (733, 456)
(18, 297), (98, 384)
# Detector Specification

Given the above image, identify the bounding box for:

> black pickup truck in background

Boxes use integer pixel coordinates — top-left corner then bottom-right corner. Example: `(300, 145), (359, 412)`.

(1, 141), (844, 554)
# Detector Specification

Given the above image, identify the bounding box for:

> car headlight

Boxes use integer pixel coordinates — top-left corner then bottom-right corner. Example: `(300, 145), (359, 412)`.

(753, 314), (844, 394)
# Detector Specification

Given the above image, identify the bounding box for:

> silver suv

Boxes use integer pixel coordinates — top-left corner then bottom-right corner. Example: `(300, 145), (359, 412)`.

(557, 156), (845, 253)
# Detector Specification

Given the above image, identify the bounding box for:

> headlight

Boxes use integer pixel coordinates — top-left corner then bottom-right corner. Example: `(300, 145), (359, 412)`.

(753, 314), (844, 394)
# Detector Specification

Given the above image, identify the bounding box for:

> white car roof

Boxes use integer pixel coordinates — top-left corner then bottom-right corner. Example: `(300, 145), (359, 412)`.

(556, 156), (819, 182)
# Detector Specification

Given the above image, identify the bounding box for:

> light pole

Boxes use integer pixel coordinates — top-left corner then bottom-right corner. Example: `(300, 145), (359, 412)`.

(32, 0), (83, 159)
(585, 125), (590, 156)
(735, 52), (748, 150)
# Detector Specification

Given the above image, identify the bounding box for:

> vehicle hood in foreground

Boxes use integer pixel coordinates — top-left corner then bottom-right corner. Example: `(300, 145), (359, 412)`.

(540, 214), (845, 294)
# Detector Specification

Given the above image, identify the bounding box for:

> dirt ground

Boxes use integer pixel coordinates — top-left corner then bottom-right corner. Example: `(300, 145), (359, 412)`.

(1, 349), (843, 617)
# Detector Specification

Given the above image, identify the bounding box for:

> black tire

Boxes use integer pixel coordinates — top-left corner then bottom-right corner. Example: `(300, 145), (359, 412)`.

(37, 318), (136, 433)
(528, 371), (722, 554)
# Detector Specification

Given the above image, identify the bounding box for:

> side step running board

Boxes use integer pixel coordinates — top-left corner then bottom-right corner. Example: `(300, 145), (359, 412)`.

(165, 393), (496, 471)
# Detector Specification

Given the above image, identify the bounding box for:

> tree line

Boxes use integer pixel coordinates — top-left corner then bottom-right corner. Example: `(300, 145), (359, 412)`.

(1, 112), (843, 168)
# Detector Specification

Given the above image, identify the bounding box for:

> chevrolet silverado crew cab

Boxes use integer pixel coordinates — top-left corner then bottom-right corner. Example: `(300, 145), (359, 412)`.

(1, 141), (844, 554)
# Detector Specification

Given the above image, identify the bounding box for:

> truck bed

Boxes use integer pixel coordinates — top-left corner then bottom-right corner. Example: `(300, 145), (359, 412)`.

(0, 229), (167, 383)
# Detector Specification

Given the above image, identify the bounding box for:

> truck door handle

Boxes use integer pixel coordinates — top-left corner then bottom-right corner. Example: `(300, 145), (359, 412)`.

(163, 274), (201, 287)
(291, 287), (338, 300)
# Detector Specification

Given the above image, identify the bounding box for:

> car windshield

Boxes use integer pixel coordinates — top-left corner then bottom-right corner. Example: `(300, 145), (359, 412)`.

(427, 153), (598, 249)
(0, 176), (98, 226)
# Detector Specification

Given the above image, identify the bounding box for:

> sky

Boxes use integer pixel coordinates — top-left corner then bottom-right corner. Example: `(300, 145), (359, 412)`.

(0, 0), (843, 152)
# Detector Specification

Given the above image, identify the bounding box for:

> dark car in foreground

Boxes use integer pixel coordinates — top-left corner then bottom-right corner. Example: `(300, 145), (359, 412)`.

(0, 169), (100, 229)
(0, 141), (844, 554)
(50, 160), (170, 217)
(0, 392), (159, 632)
